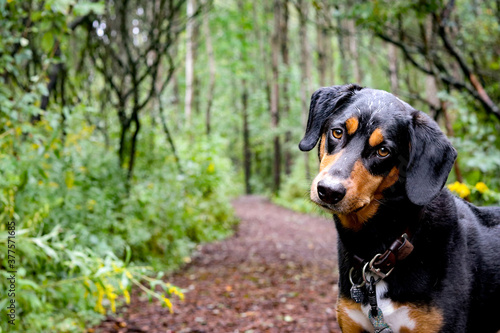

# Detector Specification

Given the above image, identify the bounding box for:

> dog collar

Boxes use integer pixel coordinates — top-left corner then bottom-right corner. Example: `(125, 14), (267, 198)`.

(353, 233), (414, 280)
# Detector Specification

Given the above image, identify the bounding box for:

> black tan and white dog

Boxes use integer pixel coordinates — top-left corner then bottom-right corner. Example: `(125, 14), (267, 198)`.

(299, 84), (500, 333)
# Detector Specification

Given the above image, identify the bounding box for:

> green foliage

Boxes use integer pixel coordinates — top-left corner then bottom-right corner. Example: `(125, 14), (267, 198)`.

(0, 2), (237, 332)
(0, 105), (236, 332)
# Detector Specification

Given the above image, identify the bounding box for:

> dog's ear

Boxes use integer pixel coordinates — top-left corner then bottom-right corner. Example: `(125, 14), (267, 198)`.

(299, 84), (362, 151)
(405, 110), (457, 206)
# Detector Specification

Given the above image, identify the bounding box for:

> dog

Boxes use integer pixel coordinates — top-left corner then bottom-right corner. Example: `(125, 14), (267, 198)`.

(299, 84), (500, 332)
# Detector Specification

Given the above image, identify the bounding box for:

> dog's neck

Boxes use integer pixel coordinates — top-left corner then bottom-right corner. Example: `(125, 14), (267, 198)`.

(334, 197), (422, 261)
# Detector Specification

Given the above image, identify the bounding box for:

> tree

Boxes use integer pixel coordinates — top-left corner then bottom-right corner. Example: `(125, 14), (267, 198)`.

(360, 0), (500, 120)
(270, 0), (281, 193)
(87, 0), (192, 180)
(297, 0), (312, 180)
(184, 0), (195, 126)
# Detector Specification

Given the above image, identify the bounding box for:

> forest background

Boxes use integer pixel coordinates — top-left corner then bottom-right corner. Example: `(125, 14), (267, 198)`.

(1, 0), (500, 332)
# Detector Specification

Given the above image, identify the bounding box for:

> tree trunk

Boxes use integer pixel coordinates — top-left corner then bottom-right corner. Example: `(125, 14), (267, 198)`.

(203, 0), (216, 136)
(127, 110), (140, 181)
(424, 16), (440, 118)
(388, 43), (399, 93)
(158, 92), (183, 174)
(252, 0), (272, 125)
(192, 18), (201, 116)
(298, 0), (311, 180)
(336, 7), (349, 84)
(347, 19), (362, 83)
(184, 0), (195, 126)
(316, 2), (333, 86)
(242, 79), (252, 194)
(271, 0), (281, 193)
(281, 0), (292, 176)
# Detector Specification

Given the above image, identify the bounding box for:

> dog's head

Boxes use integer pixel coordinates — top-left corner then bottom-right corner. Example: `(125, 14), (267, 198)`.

(300, 84), (457, 230)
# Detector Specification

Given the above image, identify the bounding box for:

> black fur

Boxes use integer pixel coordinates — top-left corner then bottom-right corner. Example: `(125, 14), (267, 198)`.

(300, 84), (500, 332)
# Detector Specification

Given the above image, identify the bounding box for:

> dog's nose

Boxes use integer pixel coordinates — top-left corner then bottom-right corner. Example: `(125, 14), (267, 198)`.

(317, 181), (346, 204)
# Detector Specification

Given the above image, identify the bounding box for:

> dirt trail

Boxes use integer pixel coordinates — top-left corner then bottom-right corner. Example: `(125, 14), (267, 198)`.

(94, 196), (341, 333)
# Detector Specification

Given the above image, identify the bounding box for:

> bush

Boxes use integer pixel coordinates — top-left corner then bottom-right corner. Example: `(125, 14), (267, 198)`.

(0, 110), (237, 332)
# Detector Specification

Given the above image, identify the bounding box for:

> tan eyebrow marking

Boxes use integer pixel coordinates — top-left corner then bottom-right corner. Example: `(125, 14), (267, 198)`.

(369, 128), (384, 147)
(345, 117), (359, 135)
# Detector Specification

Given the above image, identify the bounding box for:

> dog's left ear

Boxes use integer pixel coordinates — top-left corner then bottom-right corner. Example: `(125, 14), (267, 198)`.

(405, 111), (457, 206)
(299, 84), (362, 151)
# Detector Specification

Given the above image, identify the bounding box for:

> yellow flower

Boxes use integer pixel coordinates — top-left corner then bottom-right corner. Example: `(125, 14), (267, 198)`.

(163, 297), (173, 313)
(95, 284), (106, 314)
(104, 283), (118, 313)
(447, 181), (470, 198)
(119, 281), (131, 304)
(123, 289), (131, 304)
(168, 286), (185, 300)
(475, 182), (489, 194)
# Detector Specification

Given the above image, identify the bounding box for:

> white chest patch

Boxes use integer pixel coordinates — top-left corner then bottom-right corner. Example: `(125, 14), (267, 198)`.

(346, 280), (416, 333)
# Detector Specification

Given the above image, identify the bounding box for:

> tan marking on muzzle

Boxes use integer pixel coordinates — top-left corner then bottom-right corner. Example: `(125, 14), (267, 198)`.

(345, 117), (359, 135)
(319, 133), (326, 161)
(338, 162), (399, 230)
(319, 149), (343, 172)
(369, 128), (384, 147)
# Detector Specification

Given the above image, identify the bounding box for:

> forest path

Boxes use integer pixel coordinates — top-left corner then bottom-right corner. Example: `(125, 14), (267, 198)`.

(94, 196), (341, 333)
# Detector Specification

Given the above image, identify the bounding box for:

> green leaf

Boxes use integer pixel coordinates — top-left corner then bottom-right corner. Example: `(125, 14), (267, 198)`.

(73, 1), (105, 16)
(41, 31), (54, 53)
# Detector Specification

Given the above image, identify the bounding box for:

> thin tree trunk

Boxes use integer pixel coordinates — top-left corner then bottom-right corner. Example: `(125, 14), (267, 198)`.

(184, 0), (195, 126)
(252, 0), (272, 120)
(316, 8), (326, 86)
(242, 79), (251, 194)
(423, 16), (440, 118)
(192, 19), (201, 116)
(388, 43), (399, 93)
(203, 0), (216, 136)
(323, 6), (334, 85)
(298, 0), (311, 180)
(281, 0), (291, 176)
(347, 19), (362, 83)
(127, 110), (140, 181)
(158, 93), (183, 173)
(336, 7), (349, 83)
(271, 0), (281, 193)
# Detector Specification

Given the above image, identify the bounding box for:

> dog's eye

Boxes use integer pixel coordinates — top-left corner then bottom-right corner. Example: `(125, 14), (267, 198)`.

(377, 147), (390, 158)
(332, 129), (343, 139)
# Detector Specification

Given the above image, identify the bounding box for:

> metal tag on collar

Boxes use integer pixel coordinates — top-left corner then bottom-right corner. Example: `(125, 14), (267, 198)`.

(349, 267), (365, 303)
